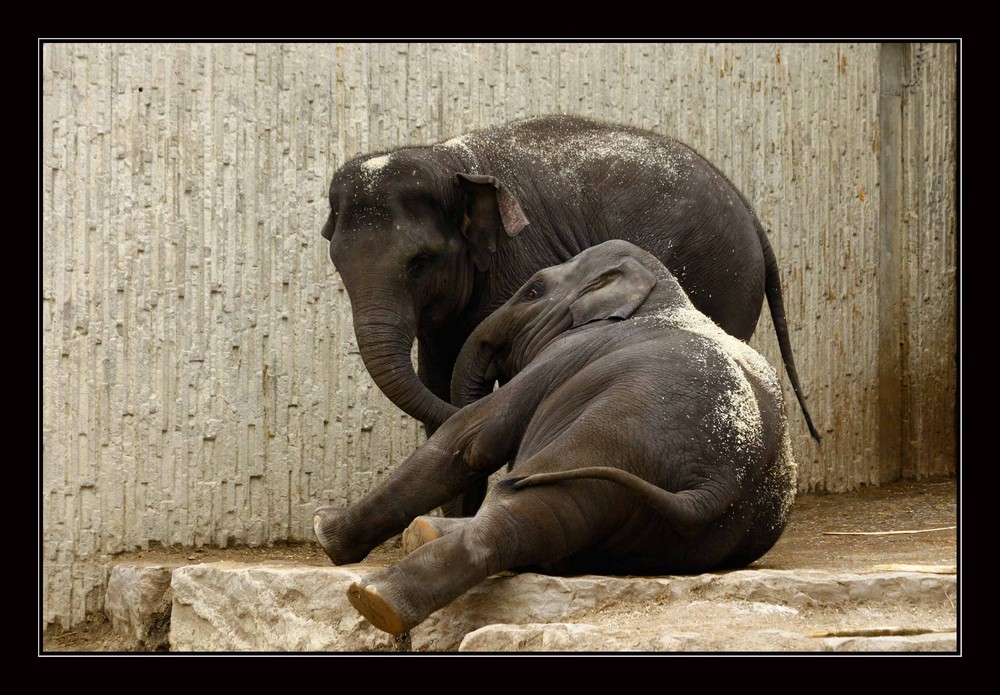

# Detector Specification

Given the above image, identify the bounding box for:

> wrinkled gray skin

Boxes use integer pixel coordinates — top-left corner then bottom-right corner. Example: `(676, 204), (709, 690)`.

(321, 117), (818, 517)
(313, 241), (798, 636)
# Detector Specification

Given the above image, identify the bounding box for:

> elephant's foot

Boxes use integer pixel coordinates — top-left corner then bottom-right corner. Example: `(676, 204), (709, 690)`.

(347, 580), (410, 636)
(347, 563), (431, 635)
(402, 515), (474, 555)
(312, 506), (368, 566)
(402, 517), (442, 555)
(348, 527), (493, 634)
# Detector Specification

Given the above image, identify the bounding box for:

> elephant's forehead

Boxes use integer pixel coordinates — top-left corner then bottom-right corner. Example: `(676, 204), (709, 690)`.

(356, 153), (394, 192)
(340, 151), (442, 201)
(334, 152), (401, 199)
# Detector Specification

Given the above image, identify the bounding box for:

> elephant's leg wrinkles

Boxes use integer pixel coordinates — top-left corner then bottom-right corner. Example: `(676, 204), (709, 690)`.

(350, 478), (633, 633)
(439, 369), (560, 516)
(350, 527), (494, 635)
(314, 392), (528, 564)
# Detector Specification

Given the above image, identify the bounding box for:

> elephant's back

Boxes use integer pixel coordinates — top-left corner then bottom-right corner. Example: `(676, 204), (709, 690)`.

(446, 116), (768, 340)
(520, 331), (752, 470)
(447, 115), (690, 194)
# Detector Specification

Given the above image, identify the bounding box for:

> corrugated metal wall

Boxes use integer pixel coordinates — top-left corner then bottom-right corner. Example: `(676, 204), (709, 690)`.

(40, 42), (957, 628)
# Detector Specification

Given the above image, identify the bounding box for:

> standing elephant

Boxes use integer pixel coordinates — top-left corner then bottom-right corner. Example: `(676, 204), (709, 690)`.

(321, 115), (818, 439)
(313, 241), (797, 635)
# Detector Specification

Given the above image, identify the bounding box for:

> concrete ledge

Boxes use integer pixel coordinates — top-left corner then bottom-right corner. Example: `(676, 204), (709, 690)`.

(152, 562), (957, 652)
(105, 562), (184, 651)
(169, 562), (407, 652)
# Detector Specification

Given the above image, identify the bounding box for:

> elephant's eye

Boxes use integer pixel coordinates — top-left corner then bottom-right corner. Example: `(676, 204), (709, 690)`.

(523, 281), (545, 300)
(407, 253), (436, 279)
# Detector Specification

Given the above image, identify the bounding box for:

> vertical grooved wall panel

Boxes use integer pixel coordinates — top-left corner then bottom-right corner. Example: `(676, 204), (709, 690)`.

(41, 42), (957, 629)
(900, 43), (957, 479)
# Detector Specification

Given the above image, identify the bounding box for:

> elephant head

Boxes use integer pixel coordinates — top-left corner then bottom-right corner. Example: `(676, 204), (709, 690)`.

(452, 240), (660, 406)
(321, 148), (530, 429)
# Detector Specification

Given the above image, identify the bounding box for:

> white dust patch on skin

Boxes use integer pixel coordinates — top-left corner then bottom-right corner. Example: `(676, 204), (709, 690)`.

(750, 420), (798, 532)
(564, 130), (688, 174)
(441, 134), (476, 160)
(636, 301), (790, 480)
(775, 426), (798, 518)
(443, 134), (471, 150)
(441, 126), (691, 191)
(439, 134), (479, 169)
(643, 305), (782, 405)
(361, 154), (391, 172)
(633, 286), (798, 529)
(712, 359), (764, 469)
(356, 154), (392, 193)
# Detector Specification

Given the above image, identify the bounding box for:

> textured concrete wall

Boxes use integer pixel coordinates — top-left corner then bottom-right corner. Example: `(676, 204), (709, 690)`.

(899, 44), (958, 480)
(40, 42), (957, 628)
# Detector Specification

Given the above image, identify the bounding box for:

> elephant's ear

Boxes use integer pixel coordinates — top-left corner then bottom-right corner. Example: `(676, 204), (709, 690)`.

(569, 256), (658, 328)
(456, 173), (530, 272)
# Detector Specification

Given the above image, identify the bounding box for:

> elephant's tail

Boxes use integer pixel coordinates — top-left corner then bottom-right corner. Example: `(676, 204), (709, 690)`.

(510, 468), (718, 533)
(755, 217), (822, 443)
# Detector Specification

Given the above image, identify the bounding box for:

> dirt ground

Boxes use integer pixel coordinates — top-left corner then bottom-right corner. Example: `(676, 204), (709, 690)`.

(41, 476), (958, 653)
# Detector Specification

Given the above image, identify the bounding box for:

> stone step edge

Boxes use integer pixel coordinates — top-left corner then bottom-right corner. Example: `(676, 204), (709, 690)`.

(105, 561), (957, 652)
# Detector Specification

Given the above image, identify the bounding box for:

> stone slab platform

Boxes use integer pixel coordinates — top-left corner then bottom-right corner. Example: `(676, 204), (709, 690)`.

(105, 560), (957, 652)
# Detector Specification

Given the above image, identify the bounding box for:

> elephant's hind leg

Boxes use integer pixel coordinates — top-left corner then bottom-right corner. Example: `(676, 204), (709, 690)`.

(349, 475), (632, 633)
(349, 524), (494, 634)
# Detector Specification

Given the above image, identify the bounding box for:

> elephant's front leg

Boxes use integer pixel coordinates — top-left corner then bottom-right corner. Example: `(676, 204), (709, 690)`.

(313, 397), (508, 565)
(312, 441), (473, 565)
(418, 335), (497, 518)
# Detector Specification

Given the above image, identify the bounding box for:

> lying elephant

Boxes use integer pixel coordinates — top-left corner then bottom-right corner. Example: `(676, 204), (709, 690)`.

(313, 240), (797, 635)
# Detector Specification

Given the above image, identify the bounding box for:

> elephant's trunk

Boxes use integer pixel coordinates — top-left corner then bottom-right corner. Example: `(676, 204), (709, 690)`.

(353, 305), (458, 429)
(451, 314), (506, 408)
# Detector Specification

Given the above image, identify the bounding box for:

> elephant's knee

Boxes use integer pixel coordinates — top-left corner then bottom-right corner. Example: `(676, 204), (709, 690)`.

(465, 437), (501, 472)
(459, 522), (506, 577)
